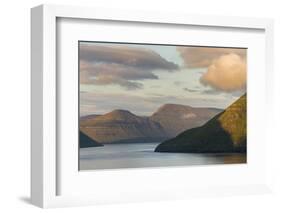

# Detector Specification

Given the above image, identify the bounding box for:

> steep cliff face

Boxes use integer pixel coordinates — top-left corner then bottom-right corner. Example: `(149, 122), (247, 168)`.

(80, 110), (168, 144)
(155, 94), (247, 153)
(150, 104), (222, 137)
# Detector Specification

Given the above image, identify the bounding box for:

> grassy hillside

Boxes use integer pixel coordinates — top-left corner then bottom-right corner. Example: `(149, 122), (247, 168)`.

(155, 94), (247, 153)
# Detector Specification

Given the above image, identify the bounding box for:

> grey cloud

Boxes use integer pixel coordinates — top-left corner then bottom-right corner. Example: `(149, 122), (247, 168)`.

(79, 44), (179, 89)
(80, 44), (179, 70)
(80, 62), (158, 81)
(200, 89), (222, 95)
(80, 62), (152, 90)
(183, 87), (220, 94)
(183, 88), (198, 92)
(183, 87), (244, 97)
(92, 75), (143, 90)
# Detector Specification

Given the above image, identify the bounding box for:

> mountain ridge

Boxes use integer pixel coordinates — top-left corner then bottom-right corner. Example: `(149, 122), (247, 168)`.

(155, 94), (247, 153)
(150, 104), (222, 137)
(80, 109), (168, 144)
(80, 103), (222, 144)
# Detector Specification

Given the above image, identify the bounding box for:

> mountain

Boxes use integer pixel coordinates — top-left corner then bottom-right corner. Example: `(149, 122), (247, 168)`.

(150, 104), (222, 137)
(155, 94), (247, 153)
(80, 114), (100, 121)
(80, 110), (168, 144)
(79, 130), (103, 148)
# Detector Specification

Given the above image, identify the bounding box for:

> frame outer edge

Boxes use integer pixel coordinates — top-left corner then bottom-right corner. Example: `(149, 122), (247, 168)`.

(264, 20), (274, 191)
(42, 4), (57, 208)
(45, 4), (270, 29)
(30, 4), (274, 208)
(31, 5), (44, 208)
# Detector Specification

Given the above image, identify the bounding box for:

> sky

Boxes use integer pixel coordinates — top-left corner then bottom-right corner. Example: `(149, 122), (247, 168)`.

(79, 41), (247, 116)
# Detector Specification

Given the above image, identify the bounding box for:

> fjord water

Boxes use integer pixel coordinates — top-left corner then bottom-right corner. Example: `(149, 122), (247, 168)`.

(79, 142), (246, 170)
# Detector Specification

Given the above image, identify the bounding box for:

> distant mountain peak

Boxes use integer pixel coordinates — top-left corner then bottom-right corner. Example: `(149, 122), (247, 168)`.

(80, 108), (168, 144)
(100, 109), (138, 121)
(150, 103), (222, 137)
(155, 103), (192, 113)
(80, 114), (100, 121)
(110, 109), (134, 115)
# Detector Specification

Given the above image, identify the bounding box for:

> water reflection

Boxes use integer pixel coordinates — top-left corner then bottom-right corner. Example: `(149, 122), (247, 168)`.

(79, 142), (246, 170)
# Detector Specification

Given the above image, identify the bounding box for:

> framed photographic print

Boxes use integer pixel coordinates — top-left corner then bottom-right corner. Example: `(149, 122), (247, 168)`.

(31, 4), (274, 208)
(78, 41), (247, 171)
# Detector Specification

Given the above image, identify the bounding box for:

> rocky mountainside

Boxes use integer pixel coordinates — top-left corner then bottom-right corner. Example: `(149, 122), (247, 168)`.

(79, 130), (103, 148)
(150, 104), (221, 137)
(80, 110), (168, 143)
(155, 94), (247, 153)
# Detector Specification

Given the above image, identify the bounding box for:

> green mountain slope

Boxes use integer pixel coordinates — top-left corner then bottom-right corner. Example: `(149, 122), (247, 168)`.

(155, 94), (247, 153)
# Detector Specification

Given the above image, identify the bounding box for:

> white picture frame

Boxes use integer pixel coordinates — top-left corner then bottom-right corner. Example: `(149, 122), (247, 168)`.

(31, 4), (274, 208)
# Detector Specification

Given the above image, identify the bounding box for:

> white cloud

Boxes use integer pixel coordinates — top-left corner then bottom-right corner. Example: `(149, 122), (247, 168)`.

(200, 53), (246, 92)
(177, 46), (246, 68)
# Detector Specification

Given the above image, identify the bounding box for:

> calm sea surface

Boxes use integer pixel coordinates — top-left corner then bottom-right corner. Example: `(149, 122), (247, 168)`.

(79, 142), (246, 170)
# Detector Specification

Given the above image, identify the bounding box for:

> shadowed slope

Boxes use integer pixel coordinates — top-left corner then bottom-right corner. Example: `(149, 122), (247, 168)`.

(79, 130), (103, 148)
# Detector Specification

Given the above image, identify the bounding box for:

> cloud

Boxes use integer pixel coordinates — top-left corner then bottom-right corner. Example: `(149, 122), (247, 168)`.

(80, 62), (150, 90)
(183, 87), (222, 95)
(177, 46), (246, 68)
(80, 44), (179, 70)
(79, 44), (179, 89)
(177, 46), (247, 92)
(200, 89), (222, 95)
(183, 87), (245, 99)
(183, 88), (198, 92)
(90, 75), (143, 90)
(200, 53), (246, 92)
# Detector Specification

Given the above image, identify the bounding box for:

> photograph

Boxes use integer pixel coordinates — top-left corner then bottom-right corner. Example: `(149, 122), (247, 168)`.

(78, 41), (247, 170)
(26, 2), (277, 210)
